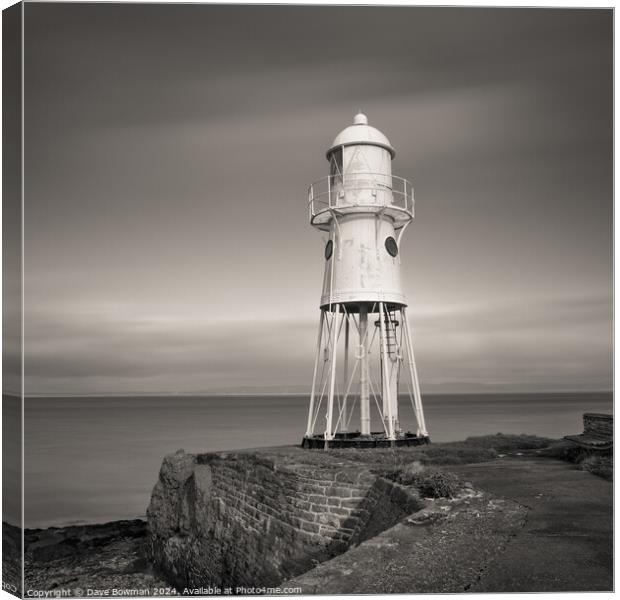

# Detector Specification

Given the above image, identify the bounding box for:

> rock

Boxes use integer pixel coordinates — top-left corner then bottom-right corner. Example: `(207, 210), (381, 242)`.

(147, 450), (196, 538)
(11, 519), (171, 594)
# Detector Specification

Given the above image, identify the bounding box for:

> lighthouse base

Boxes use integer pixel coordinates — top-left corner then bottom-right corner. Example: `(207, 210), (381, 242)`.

(301, 431), (431, 450)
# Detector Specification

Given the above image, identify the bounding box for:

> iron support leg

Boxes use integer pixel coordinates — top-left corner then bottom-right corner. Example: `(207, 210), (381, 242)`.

(306, 310), (325, 436)
(325, 306), (341, 444)
(359, 304), (370, 436)
(402, 307), (428, 436)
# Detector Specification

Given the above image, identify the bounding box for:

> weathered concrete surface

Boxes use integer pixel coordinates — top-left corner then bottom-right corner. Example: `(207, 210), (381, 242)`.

(450, 455), (613, 592)
(285, 490), (527, 593)
(285, 456), (612, 593)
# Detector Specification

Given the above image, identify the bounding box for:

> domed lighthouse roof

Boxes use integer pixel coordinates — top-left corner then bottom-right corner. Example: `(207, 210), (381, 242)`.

(326, 112), (396, 159)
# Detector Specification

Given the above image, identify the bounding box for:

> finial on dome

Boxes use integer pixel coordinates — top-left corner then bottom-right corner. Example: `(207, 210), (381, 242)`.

(353, 111), (368, 125)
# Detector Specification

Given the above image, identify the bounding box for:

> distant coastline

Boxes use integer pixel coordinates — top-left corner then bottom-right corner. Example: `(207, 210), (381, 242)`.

(12, 389), (616, 399)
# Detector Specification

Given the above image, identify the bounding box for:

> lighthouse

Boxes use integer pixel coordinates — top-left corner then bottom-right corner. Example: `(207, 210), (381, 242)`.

(302, 112), (430, 449)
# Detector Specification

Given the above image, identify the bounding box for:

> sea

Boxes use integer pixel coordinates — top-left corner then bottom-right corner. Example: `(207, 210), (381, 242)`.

(5, 392), (613, 528)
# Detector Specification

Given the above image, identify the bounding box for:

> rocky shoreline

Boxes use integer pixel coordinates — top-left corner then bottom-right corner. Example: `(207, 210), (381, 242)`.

(4, 519), (170, 596)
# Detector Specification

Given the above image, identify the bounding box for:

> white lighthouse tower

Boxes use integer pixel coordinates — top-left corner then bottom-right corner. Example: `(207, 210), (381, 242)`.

(302, 112), (429, 449)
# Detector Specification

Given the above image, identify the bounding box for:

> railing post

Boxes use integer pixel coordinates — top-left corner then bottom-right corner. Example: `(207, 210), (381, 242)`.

(327, 175), (331, 208)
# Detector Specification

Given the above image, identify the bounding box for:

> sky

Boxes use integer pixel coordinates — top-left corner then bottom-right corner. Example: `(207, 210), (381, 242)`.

(18, 5), (612, 396)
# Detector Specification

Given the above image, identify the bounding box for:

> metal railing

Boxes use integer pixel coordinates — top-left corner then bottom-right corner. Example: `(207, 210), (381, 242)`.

(307, 173), (415, 221)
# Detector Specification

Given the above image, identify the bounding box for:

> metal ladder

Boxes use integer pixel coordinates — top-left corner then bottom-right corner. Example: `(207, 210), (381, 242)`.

(376, 312), (400, 358)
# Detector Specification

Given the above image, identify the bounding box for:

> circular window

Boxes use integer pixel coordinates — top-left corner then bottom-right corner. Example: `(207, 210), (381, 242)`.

(385, 236), (399, 257)
(325, 239), (334, 260)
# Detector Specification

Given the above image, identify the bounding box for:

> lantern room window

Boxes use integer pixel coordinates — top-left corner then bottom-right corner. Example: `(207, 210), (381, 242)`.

(329, 148), (343, 185)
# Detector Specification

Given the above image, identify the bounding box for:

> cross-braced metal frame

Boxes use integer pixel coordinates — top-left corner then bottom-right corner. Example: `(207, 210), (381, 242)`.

(305, 301), (428, 447)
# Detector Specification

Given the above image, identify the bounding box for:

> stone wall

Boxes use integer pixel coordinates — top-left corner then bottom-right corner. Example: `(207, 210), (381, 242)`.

(146, 449), (422, 590)
(583, 413), (613, 439)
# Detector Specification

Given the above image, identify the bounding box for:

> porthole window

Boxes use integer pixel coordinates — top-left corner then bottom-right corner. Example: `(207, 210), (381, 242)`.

(325, 239), (334, 260)
(385, 236), (398, 257)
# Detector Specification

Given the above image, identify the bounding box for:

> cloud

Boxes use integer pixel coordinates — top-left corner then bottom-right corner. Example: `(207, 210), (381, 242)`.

(411, 293), (612, 391)
(19, 6), (611, 396)
(23, 291), (611, 395)
(24, 306), (318, 394)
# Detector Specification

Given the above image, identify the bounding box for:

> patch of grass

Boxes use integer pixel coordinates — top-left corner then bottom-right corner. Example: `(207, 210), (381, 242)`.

(390, 466), (461, 498)
(578, 455), (613, 481)
(460, 433), (557, 452)
(538, 441), (583, 461)
(410, 444), (498, 465)
(321, 444), (496, 469)
(538, 441), (613, 481)
(395, 434), (556, 466)
(307, 433), (557, 469)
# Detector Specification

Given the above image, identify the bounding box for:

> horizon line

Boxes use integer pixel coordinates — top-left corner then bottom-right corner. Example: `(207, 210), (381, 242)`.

(5, 389), (614, 400)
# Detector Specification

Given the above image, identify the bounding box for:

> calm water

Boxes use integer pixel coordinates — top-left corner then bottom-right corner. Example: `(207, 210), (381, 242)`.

(18, 392), (612, 528)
